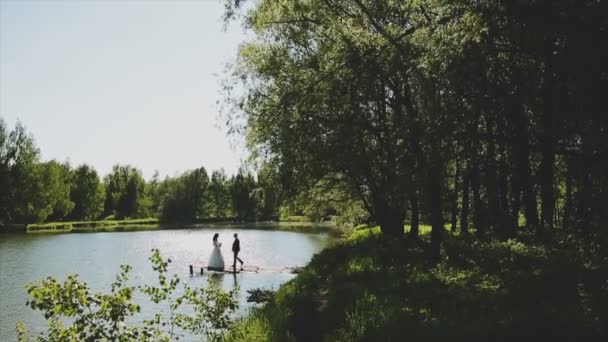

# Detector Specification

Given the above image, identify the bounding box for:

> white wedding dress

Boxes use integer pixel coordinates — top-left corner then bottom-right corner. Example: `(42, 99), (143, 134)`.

(207, 240), (225, 271)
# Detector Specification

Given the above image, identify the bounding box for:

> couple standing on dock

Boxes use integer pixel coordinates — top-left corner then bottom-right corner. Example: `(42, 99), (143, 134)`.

(208, 233), (244, 271)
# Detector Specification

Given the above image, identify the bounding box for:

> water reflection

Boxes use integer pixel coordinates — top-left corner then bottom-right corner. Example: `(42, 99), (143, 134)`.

(206, 271), (239, 289)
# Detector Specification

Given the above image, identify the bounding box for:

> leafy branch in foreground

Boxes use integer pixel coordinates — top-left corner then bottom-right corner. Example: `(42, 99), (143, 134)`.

(17, 249), (238, 341)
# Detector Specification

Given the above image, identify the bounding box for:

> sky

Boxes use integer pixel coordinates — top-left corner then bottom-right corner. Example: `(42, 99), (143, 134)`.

(0, 0), (250, 179)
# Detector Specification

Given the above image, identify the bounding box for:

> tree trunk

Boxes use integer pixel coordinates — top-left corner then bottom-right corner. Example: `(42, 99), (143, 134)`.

(522, 169), (538, 230)
(472, 163), (484, 237)
(450, 161), (460, 232)
(576, 139), (593, 235)
(460, 163), (470, 234)
(539, 54), (556, 236)
(427, 148), (443, 261)
(485, 116), (499, 235)
(562, 157), (573, 230)
(497, 123), (512, 236)
(378, 204), (405, 237)
(409, 192), (419, 238)
(429, 177), (443, 261)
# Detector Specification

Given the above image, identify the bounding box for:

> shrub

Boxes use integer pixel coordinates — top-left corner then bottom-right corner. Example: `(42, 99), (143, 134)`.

(17, 249), (238, 341)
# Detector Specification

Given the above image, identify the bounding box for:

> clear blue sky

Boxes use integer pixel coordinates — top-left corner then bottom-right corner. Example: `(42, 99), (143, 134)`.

(0, 0), (249, 179)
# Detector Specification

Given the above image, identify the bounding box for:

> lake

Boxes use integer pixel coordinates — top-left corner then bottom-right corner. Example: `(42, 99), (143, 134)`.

(0, 225), (334, 340)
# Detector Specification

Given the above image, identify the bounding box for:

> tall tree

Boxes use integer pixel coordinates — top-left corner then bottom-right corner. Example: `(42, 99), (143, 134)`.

(159, 167), (210, 222)
(37, 161), (74, 222)
(4, 121), (41, 223)
(103, 165), (149, 219)
(69, 164), (105, 221)
(229, 169), (256, 222)
(208, 169), (231, 218)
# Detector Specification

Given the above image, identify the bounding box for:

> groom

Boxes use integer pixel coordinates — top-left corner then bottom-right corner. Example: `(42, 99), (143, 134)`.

(232, 233), (244, 270)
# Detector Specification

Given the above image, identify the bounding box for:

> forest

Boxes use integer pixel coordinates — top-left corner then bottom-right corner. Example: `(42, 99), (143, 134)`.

(222, 0), (607, 256)
(1, 117), (369, 227)
(219, 0), (608, 339)
(0, 118), (286, 225)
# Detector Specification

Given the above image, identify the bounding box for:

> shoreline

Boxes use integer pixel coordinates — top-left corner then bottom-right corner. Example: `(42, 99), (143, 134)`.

(1, 219), (339, 235)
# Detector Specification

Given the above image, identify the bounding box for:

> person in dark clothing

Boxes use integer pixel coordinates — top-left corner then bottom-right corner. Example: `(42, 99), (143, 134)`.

(232, 233), (244, 269)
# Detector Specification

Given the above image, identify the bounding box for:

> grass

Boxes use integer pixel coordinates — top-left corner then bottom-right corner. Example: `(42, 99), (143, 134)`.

(26, 218), (160, 233)
(279, 215), (309, 223)
(224, 225), (608, 341)
(174, 221), (340, 235)
(25, 219), (338, 235)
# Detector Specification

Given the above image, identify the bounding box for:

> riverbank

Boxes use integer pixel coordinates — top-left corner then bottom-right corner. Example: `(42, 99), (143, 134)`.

(225, 225), (607, 341)
(10, 218), (338, 235)
(25, 218), (160, 233)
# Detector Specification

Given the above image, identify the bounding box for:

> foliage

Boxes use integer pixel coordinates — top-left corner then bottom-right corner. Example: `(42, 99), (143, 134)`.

(208, 169), (232, 218)
(0, 119), (41, 223)
(103, 165), (151, 219)
(279, 179), (369, 234)
(157, 167), (211, 222)
(224, 0), (608, 262)
(0, 118), (290, 226)
(229, 168), (258, 222)
(36, 161), (74, 222)
(225, 230), (608, 341)
(17, 249), (238, 341)
(246, 288), (275, 304)
(69, 164), (105, 221)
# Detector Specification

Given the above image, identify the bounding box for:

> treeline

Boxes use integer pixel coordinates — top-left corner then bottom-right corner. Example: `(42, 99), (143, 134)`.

(228, 0), (608, 258)
(0, 118), (284, 224)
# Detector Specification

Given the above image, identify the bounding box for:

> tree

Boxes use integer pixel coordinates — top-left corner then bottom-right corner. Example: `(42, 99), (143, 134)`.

(254, 162), (283, 221)
(159, 167), (210, 222)
(103, 165), (149, 219)
(3, 120), (42, 223)
(0, 118), (10, 221)
(208, 169), (231, 218)
(36, 161), (74, 222)
(69, 164), (105, 221)
(229, 169), (257, 222)
(224, 0), (475, 260)
(18, 249), (238, 341)
(225, 0), (607, 261)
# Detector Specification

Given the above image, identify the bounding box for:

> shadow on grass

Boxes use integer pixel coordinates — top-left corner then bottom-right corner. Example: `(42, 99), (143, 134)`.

(225, 230), (608, 341)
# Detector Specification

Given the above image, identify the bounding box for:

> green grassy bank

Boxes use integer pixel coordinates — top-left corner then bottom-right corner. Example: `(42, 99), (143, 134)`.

(225, 225), (607, 341)
(26, 218), (160, 233)
(24, 218), (338, 235)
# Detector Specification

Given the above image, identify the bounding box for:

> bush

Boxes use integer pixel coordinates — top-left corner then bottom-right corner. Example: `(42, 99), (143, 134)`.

(17, 249), (238, 341)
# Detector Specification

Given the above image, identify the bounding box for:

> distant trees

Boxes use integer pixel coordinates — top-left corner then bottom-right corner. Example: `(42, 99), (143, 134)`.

(157, 167), (210, 222)
(230, 169), (257, 222)
(0, 118), (291, 224)
(156, 166), (284, 223)
(0, 119), (9, 220)
(2, 117), (379, 226)
(103, 165), (150, 219)
(0, 119), (43, 223)
(208, 169), (231, 218)
(37, 161), (74, 222)
(69, 164), (105, 221)
(0, 121), (76, 223)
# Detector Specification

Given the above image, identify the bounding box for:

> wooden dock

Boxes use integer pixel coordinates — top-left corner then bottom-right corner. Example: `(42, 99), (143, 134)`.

(188, 263), (302, 276)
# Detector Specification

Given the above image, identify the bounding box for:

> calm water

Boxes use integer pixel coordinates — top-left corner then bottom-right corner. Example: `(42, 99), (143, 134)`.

(0, 225), (333, 341)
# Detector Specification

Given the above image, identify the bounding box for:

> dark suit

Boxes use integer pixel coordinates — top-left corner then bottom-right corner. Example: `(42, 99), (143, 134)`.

(232, 238), (243, 267)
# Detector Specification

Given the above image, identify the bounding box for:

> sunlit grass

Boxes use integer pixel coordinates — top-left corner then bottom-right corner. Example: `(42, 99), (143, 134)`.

(350, 224), (433, 240)
(224, 226), (607, 341)
(26, 218), (160, 233)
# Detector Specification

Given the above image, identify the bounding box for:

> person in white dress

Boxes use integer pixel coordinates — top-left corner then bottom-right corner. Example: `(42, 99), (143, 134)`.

(207, 233), (225, 271)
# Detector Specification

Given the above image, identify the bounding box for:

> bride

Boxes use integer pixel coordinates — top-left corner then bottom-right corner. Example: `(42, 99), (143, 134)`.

(207, 233), (225, 271)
